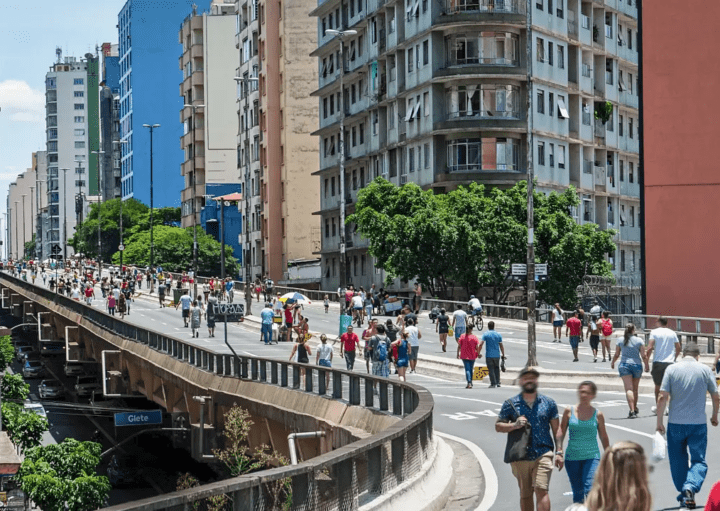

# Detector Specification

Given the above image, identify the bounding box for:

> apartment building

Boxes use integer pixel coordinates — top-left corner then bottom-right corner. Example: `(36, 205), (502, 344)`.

(311, 0), (640, 310)
(100, 42), (122, 201)
(6, 157), (39, 260)
(43, 52), (99, 260)
(235, 0), (320, 282)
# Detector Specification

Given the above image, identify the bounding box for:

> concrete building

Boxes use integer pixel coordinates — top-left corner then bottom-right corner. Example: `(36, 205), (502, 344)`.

(6, 154), (42, 260)
(311, 0), (640, 310)
(33, 152), (48, 261)
(234, 0), (321, 283)
(100, 42), (122, 201)
(642, 1), (718, 318)
(43, 51), (100, 261)
(117, 0), (211, 206)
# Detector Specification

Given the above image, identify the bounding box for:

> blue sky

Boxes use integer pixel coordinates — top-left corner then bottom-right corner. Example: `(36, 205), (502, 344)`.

(0, 0), (127, 246)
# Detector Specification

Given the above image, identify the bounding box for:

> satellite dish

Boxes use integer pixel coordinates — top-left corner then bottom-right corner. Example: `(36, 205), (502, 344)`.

(224, 201), (231, 207)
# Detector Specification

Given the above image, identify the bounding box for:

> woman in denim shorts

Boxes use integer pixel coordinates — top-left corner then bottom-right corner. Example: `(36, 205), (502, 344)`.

(610, 323), (649, 418)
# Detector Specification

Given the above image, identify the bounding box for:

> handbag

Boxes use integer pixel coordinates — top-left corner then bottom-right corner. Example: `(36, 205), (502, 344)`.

(503, 399), (532, 463)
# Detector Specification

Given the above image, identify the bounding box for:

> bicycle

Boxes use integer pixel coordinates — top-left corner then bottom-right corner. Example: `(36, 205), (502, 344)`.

(467, 307), (484, 331)
(353, 308), (363, 327)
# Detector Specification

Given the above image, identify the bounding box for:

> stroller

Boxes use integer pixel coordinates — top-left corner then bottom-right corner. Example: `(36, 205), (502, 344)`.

(429, 305), (440, 324)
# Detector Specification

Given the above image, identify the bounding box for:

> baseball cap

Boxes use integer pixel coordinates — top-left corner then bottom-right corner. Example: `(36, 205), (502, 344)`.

(518, 367), (540, 378)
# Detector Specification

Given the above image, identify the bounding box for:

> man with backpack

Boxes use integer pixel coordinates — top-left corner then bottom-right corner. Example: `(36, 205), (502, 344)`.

(369, 324), (391, 378)
(599, 311), (614, 362)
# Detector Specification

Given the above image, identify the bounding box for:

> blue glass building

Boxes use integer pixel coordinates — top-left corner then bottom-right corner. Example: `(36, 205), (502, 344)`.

(117, 0), (210, 206)
(201, 184), (244, 275)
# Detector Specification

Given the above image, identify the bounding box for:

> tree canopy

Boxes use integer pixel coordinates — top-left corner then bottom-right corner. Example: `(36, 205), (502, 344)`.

(0, 335), (14, 370)
(1, 402), (48, 453)
(347, 178), (616, 307)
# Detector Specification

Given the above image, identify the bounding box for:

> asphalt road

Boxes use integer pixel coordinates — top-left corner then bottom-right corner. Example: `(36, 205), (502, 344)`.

(21, 274), (720, 510)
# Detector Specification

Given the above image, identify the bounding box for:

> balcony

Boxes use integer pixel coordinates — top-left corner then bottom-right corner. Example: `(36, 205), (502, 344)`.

(619, 180), (640, 198)
(594, 165), (606, 187)
(191, 42), (203, 59)
(594, 119), (606, 139)
(619, 90), (638, 109)
(582, 111), (592, 126)
(583, 160), (593, 174)
(191, 70), (204, 88)
(444, 0), (525, 14)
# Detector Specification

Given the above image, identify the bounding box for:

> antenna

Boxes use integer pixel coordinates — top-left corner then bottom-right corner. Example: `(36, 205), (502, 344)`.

(55, 47), (62, 64)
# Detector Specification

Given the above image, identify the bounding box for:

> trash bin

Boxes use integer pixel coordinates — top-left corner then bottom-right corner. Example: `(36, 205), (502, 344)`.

(339, 314), (352, 336)
(172, 288), (183, 306)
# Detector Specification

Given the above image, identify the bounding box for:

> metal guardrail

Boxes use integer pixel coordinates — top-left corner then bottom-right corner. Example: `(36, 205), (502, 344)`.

(0, 273), (435, 511)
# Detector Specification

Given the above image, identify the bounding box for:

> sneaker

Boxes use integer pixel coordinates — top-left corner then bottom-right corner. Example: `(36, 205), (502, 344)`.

(635, 408), (639, 415)
(497, 383), (501, 387)
(651, 405), (657, 414)
(602, 358), (606, 362)
(628, 410), (636, 419)
(593, 358), (597, 363)
(683, 489), (696, 509)
(489, 384), (496, 388)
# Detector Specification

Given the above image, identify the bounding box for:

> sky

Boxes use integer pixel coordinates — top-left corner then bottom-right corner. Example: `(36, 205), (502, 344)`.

(0, 0), (127, 254)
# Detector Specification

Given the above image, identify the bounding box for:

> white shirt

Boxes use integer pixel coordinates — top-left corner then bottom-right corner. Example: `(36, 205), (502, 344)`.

(469, 298), (482, 310)
(113, 288), (120, 301)
(352, 295), (364, 308)
(405, 325), (420, 347)
(273, 299), (283, 313)
(552, 308), (564, 322)
(650, 327), (679, 364)
(317, 343), (333, 361)
(453, 310), (467, 328)
(70, 289), (80, 300)
(590, 305), (602, 315)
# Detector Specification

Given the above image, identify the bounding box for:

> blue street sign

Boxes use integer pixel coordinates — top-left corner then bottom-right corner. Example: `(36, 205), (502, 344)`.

(114, 410), (163, 427)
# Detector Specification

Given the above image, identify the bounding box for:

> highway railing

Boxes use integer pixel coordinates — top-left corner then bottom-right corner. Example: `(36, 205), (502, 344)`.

(0, 273), (435, 511)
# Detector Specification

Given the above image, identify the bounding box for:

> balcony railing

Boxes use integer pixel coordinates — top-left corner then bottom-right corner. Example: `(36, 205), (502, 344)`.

(594, 119), (606, 138)
(446, 56), (519, 67)
(594, 165), (606, 184)
(447, 108), (521, 120)
(582, 111), (592, 126)
(583, 160), (593, 174)
(582, 64), (592, 78)
(444, 0), (525, 14)
(581, 14), (590, 30)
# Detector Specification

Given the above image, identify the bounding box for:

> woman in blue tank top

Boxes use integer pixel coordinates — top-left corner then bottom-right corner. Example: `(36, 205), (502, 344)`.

(555, 381), (610, 504)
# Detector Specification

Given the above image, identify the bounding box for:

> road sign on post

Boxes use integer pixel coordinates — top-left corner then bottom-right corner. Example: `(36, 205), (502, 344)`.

(114, 410), (162, 427)
(118, 244), (125, 251)
(535, 264), (547, 276)
(511, 264), (527, 276)
(215, 303), (245, 322)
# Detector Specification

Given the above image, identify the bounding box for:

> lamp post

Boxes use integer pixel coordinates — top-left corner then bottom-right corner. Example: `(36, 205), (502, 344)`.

(91, 150), (105, 278)
(61, 168), (69, 264)
(326, 29), (356, 295)
(113, 140), (129, 270)
(182, 104), (205, 299)
(21, 194), (26, 259)
(142, 124), (161, 269)
(29, 187), (34, 257)
(13, 202), (18, 261)
(233, 75), (259, 316)
(2, 213), (7, 261)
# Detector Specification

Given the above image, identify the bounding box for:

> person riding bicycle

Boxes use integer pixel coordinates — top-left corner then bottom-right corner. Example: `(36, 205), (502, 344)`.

(351, 292), (364, 326)
(468, 295), (483, 318)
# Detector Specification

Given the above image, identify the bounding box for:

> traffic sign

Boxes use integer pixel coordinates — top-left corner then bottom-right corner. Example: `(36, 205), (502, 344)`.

(51, 244), (62, 255)
(114, 410), (162, 427)
(214, 302), (245, 322)
(472, 366), (490, 381)
(511, 264), (527, 276)
(536, 263), (548, 276)
(118, 244), (125, 251)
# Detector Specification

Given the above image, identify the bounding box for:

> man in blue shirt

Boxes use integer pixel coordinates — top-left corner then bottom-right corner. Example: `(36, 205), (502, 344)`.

(260, 302), (275, 345)
(225, 278), (234, 303)
(496, 368), (560, 511)
(479, 321), (505, 388)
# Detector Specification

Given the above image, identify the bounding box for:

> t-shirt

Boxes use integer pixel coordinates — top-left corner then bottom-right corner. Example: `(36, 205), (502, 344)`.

(369, 335), (390, 362)
(352, 295), (364, 308)
(226, 281), (233, 292)
(260, 307), (274, 324)
(498, 394), (559, 461)
(458, 334), (480, 360)
(158, 284), (166, 295)
(273, 300), (283, 313)
(452, 310), (467, 328)
(590, 305), (602, 316)
(341, 332), (360, 352)
(404, 312), (418, 324)
(437, 314), (449, 329)
(650, 327), (679, 364)
(71, 289), (80, 300)
(616, 336), (644, 365)
(706, 480), (720, 511)
(284, 309), (292, 323)
(566, 317), (582, 336)
(552, 308), (564, 323)
(84, 287), (93, 298)
(481, 330), (503, 359)
(405, 325), (420, 347)
(317, 343), (332, 361)
(179, 295), (192, 310)
(660, 357), (719, 425)
(469, 298), (482, 310)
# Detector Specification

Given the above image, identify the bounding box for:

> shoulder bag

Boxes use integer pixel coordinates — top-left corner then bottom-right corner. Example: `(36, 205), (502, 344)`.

(503, 399), (532, 463)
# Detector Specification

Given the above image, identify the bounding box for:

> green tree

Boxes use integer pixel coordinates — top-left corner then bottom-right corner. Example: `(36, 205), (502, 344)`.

(1, 402), (48, 452)
(0, 335), (14, 370)
(2, 373), (29, 401)
(24, 235), (36, 259)
(17, 438), (110, 511)
(111, 225), (240, 277)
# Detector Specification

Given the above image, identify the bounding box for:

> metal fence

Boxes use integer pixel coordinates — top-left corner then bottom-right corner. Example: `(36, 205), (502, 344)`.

(0, 273), (435, 511)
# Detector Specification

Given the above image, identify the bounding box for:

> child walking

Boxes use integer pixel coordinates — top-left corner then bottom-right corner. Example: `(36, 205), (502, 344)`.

(323, 294), (329, 313)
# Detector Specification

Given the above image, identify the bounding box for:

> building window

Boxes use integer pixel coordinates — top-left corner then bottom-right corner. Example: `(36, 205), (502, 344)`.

(548, 42), (553, 66)
(629, 162), (634, 183)
(423, 92), (430, 116)
(620, 250), (626, 272)
(73, 78), (84, 85)
(74, 129), (85, 136)
(558, 145), (565, 169)
(359, 122), (364, 144)
(423, 40), (429, 66)
(74, 141), (85, 148)
(538, 141), (545, 166)
(549, 92), (554, 117)
(424, 143), (430, 168)
(74, 104), (84, 110)
(537, 38), (545, 63)
(549, 143), (555, 167)
(74, 91), (84, 97)
(629, 117), (634, 139)
(557, 0), (564, 18)
(447, 138), (520, 172)
(323, 97), (328, 118)
(558, 45), (564, 69)
(74, 116), (84, 123)
(331, 217), (336, 236)
(619, 115), (624, 136)
(408, 147), (415, 172)
(537, 89), (545, 114)
(331, 176), (336, 195)
(630, 206), (635, 227)
(408, 48), (414, 73)
(536, 0), (543, 9)
(446, 32), (519, 66)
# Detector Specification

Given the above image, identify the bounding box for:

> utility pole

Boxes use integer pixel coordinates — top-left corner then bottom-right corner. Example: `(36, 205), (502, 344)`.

(61, 168), (69, 264)
(143, 124), (161, 268)
(13, 202), (18, 261)
(113, 140), (129, 270)
(91, 150), (105, 277)
(182, 104), (205, 300)
(219, 199), (225, 280)
(525, 0), (538, 368)
(21, 195), (26, 259)
(29, 187), (34, 256)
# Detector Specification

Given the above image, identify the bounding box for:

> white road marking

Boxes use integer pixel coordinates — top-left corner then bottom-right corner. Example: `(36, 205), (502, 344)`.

(603, 422), (654, 439)
(436, 432), (498, 511)
(432, 394), (503, 406)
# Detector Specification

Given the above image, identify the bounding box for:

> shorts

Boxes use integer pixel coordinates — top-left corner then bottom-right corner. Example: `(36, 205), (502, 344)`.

(511, 451), (554, 498)
(354, 306), (362, 311)
(589, 335), (600, 351)
(618, 362), (643, 379)
(396, 358), (409, 368)
(438, 326), (449, 334)
(285, 322), (293, 329)
(553, 320), (563, 327)
(409, 346), (419, 361)
(454, 326), (466, 339)
(182, 309), (189, 318)
(569, 336), (580, 349)
(372, 360), (390, 377)
(318, 359), (332, 368)
(651, 362), (673, 386)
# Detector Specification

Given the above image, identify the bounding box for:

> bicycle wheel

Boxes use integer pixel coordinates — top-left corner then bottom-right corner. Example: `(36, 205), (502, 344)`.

(477, 316), (484, 331)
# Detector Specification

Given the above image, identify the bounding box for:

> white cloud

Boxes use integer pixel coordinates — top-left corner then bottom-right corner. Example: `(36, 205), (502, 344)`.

(0, 80), (45, 124)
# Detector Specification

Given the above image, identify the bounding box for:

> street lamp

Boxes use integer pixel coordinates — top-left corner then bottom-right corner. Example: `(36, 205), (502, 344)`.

(13, 202), (18, 261)
(182, 104), (205, 299)
(142, 124), (161, 269)
(21, 195), (26, 259)
(325, 29), (356, 295)
(29, 187), (34, 257)
(60, 168), (69, 264)
(113, 140), (129, 270)
(233, 75), (259, 315)
(91, 150), (105, 278)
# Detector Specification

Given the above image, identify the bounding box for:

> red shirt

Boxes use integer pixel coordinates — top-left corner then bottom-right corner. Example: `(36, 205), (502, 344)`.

(341, 332), (360, 352)
(458, 334), (480, 360)
(706, 481), (720, 511)
(566, 317), (582, 336)
(284, 309), (292, 323)
(84, 287), (93, 298)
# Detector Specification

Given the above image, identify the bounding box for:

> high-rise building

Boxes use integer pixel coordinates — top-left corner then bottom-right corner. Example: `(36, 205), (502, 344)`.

(235, 0), (320, 282)
(6, 153), (46, 260)
(43, 51), (100, 260)
(178, 2), (243, 264)
(311, 0), (640, 309)
(117, 0), (211, 206)
(100, 42), (122, 201)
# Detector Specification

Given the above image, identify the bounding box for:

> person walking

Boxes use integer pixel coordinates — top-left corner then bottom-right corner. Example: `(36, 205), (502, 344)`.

(84, 284), (95, 306)
(656, 342), (719, 509)
(569, 442), (652, 511)
(451, 304), (468, 344)
(436, 308), (450, 352)
(368, 324), (391, 379)
(362, 320), (379, 374)
(404, 318), (422, 374)
(157, 281), (167, 308)
(107, 294), (116, 316)
(283, 304), (294, 343)
(175, 290), (192, 327)
(323, 294), (329, 313)
(225, 278), (234, 303)
(289, 335), (311, 387)
(206, 292), (217, 338)
(565, 310), (583, 362)
(457, 324), (481, 389)
(552, 303), (564, 343)
(496, 367), (560, 511)
(480, 321), (505, 388)
(585, 315), (601, 363)
(599, 311), (613, 362)
(646, 316), (681, 415)
(391, 331), (411, 381)
(117, 292), (127, 319)
(339, 325), (361, 370)
(555, 381), (610, 505)
(610, 324), (649, 418)
(189, 300), (202, 338)
(316, 334), (333, 387)
(706, 480), (720, 511)
(364, 292), (374, 323)
(260, 302), (274, 345)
